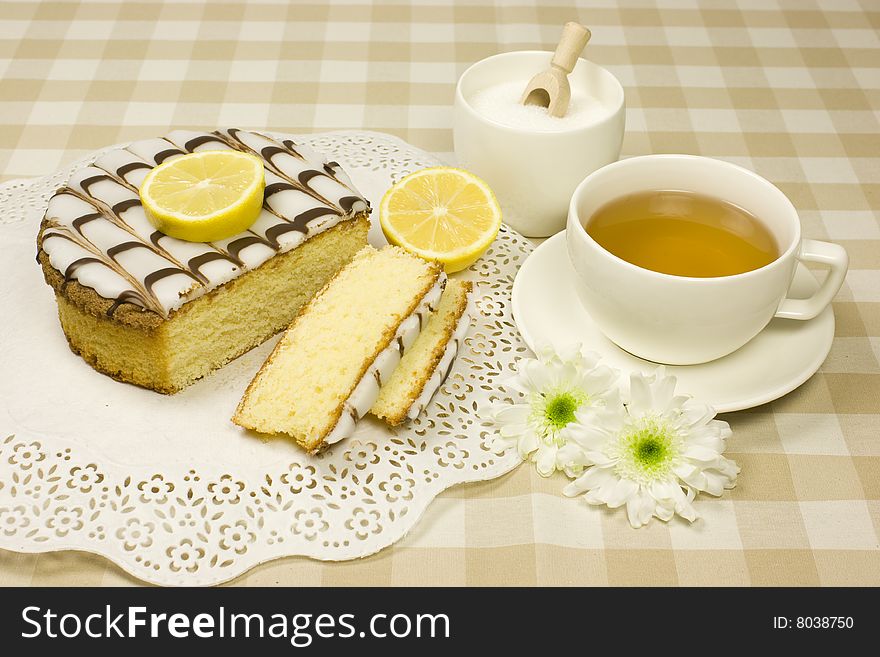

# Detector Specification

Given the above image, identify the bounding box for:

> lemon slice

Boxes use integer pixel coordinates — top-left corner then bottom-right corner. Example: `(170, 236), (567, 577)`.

(139, 150), (265, 242)
(379, 167), (502, 273)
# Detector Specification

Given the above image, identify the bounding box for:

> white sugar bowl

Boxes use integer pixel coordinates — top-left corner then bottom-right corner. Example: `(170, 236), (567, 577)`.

(454, 50), (625, 238)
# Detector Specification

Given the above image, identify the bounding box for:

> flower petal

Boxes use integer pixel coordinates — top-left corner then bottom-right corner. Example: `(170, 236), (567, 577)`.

(578, 349), (602, 370)
(491, 404), (530, 424)
(678, 401), (717, 429)
(534, 342), (558, 363)
(683, 444), (725, 463)
(556, 442), (585, 466)
(604, 477), (639, 508)
(563, 469), (597, 497)
(700, 469), (732, 496)
(627, 371), (654, 414)
(499, 424), (528, 439)
(686, 424), (727, 452)
(519, 358), (555, 393)
(576, 364), (616, 395)
(556, 361), (582, 389)
(563, 465), (616, 497)
(562, 423), (608, 450)
(517, 430), (540, 457)
(649, 479), (679, 505)
(676, 497), (698, 523)
(654, 500), (675, 522)
(489, 437), (512, 454)
(673, 462), (707, 491)
(652, 372), (678, 411)
(625, 489), (655, 528)
(574, 406), (624, 434)
(534, 444), (559, 477)
(716, 457), (741, 483)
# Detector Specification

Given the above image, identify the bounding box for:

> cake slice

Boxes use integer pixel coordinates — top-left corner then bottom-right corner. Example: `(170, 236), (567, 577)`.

(371, 279), (473, 425)
(232, 245), (445, 452)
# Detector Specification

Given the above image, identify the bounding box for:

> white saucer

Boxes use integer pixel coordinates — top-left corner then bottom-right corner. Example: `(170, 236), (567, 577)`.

(511, 232), (835, 413)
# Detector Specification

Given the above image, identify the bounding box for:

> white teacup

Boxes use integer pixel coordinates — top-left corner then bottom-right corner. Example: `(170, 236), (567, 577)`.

(454, 51), (625, 237)
(566, 154), (849, 365)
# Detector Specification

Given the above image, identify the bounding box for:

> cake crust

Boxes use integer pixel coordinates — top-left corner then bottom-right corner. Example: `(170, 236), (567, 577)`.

(53, 292), (175, 392)
(232, 246), (444, 452)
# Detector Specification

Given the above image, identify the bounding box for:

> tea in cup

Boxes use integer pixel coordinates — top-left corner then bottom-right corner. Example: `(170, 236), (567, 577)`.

(566, 155), (849, 365)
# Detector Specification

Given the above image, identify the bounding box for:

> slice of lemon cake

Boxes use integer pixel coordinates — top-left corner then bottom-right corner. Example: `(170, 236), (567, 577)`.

(36, 128), (370, 393)
(232, 246), (446, 452)
(371, 279), (473, 425)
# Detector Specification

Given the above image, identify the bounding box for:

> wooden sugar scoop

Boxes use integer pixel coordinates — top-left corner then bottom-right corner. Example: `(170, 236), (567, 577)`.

(521, 22), (591, 118)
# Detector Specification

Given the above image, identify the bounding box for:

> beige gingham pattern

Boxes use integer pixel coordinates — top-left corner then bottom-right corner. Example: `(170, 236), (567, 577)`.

(1, 0), (878, 586)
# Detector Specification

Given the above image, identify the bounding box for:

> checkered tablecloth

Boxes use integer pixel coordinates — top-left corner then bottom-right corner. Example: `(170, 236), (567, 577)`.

(1, 0), (878, 586)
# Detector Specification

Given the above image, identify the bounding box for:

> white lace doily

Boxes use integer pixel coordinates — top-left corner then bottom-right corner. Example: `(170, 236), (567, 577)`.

(0, 131), (532, 586)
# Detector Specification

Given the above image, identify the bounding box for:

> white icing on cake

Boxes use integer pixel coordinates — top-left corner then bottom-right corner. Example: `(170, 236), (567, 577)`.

(39, 128), (370, 318)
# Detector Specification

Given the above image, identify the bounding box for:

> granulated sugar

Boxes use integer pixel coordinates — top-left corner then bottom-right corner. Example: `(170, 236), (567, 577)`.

(469, 79), (606, 131)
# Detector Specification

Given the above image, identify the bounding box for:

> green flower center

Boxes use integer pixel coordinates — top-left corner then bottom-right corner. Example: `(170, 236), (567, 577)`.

(529, 388), (588, 445)
(614, 419), (679, 483)
(545, 393), (580, 430)
(632, 432), (669, 471)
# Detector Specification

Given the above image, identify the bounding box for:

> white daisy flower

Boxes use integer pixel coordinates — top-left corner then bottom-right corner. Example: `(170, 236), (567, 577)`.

(560, 367), (739, 528)
(488, 344), (619, 477)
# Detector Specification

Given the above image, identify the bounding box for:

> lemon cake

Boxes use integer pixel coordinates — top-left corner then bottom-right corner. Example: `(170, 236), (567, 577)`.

(232, 246), (446, 452)
(36, 128), (370, 393)
(371, 279), (473, 425)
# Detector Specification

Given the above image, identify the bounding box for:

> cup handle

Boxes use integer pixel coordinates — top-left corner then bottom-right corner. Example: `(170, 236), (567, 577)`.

(774, 239), (848, 320)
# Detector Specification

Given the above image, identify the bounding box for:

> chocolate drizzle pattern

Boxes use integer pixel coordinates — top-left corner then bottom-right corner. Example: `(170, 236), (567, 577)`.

(39, 128), (370, 318)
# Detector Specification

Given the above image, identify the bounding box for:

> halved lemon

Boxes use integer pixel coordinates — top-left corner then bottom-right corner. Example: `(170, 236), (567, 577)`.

(379, 167), (502, 273)
(139, 150), (265, 242)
